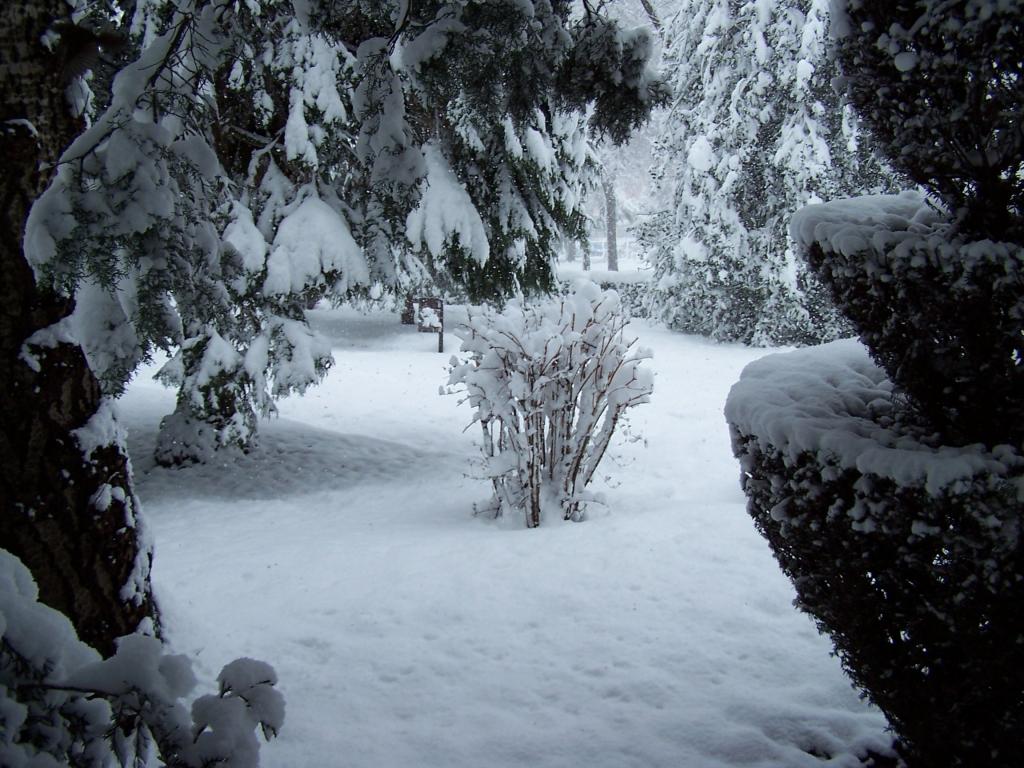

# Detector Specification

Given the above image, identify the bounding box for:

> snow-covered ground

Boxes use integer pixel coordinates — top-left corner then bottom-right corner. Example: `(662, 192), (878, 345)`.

(118, 306), (893, 768)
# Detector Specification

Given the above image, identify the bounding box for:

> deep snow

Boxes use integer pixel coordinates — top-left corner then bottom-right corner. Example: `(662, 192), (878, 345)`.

(118, 305), (894, 767)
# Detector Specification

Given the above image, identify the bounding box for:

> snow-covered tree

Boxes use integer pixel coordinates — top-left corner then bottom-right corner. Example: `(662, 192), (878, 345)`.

(349, 1), (667, 299)
(29, 1), (364, 465)
(31, 0), (667, 465)
(643, 0), (890, 345)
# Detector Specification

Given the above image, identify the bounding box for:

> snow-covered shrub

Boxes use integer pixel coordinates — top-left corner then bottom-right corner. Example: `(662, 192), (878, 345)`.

(557, 275), (651, 319)
(449, 283), (653, 527)
(606, 279), (649, 320)
(0, 549), (283, 767)
(725, 342), (1024, 767)
(792, 193), (1024, 447)
(727, 4), (1024, 764)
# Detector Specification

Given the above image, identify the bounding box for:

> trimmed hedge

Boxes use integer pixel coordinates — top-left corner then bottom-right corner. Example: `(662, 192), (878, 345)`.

(791, 193), (1024, 447)
(726, 341), (1024, 768)
(835, 0), (1024, 242)
(729, 4), (1024, 766)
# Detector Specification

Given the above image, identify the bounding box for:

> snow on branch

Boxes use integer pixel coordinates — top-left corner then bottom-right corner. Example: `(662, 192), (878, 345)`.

(0, 549), (283, 768)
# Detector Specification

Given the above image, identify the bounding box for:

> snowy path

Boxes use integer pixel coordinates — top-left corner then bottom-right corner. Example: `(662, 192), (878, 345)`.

(120, 309), (892, 767)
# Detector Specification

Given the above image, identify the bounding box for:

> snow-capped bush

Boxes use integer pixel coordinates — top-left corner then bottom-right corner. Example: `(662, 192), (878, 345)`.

(557, 275), (651, 320)
(725, 343), (1024, 767)
(792, 192), (1024, 447)
(449, 283), (652, 527)
(0, 549), (283, 767)
(727, 3), (1024, 765)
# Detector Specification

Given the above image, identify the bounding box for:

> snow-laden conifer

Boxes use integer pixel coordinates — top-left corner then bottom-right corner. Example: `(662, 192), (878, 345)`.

(29, 0), (666, 464)
(643, 0), (889, 345)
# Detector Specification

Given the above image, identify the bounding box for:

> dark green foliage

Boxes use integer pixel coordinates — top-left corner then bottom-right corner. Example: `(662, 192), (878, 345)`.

(555, 16), (669, 145)
(730, 415), (1024, 768)
(809, 0), (1024, 447)
(803, 223), (1024, 447)
(728, 2), (1024, 765)
(837, 0), (1024, 241)
(346, 0), (666, 301)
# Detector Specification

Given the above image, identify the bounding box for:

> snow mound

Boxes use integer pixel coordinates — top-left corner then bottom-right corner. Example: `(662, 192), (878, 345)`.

(725, 339), (1024, 496)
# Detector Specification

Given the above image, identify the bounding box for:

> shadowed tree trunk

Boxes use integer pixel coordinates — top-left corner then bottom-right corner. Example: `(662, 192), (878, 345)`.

(602, 174), (618, 271)
(638, 0), (663, 35)
(564, 235), (577, 262)
(0, 0), (157, 656)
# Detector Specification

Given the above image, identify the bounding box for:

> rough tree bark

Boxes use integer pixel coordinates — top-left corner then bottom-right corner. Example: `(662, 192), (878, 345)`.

(0, 0), (157, 656)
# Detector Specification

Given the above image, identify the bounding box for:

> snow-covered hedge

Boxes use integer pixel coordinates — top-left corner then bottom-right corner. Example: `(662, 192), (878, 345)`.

(449, 283), (652, 527)
(725, 341), (1024, 767)
(0, 549), (282, 767)
(729, 4), (1024, 765)
(792, 192), (1024, 447)
(557, 274), (650, 319)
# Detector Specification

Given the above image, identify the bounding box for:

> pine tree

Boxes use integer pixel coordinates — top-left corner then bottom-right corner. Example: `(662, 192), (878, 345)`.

(32, 0), (667, 464)
(644, 0), (889, 345)
(345, 1), (667, 301)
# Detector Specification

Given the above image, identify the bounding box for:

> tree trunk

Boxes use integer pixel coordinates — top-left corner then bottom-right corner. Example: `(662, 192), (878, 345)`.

(564, 236), (577, 262)
(603, 176), (618, 271)
(638, 0), (663, 37)
(0, 0), (157, 656)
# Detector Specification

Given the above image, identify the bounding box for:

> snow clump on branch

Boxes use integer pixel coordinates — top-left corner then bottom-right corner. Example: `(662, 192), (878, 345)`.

(0, 549), (283, 768)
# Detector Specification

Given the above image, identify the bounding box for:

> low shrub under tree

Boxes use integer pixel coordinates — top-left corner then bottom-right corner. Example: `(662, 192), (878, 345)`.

(0, 549), (283, 767)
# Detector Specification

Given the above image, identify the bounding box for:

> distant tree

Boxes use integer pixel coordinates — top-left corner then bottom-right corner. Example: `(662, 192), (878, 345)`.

(644, 0), (890, 345)
(602, 171), (619, 270)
